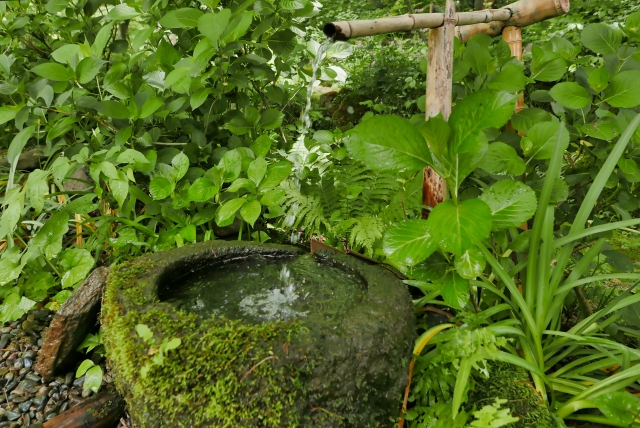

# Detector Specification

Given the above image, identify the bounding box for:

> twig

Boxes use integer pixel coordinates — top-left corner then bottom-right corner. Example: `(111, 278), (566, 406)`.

(240, 355), (278, 381)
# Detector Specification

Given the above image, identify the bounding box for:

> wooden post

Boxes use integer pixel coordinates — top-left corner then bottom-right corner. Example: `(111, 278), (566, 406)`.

(422, 0), (455, 217)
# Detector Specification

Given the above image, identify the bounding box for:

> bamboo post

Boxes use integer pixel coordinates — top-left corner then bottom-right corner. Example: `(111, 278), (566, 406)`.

(503, 26), (528, 231)
(422, 0), (455, 216)
(503, 26), (525, 117)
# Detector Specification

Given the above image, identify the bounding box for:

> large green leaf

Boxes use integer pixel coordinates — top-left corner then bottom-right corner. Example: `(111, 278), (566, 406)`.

(159, 8), (203, 28)
(240, 200), (261, 226)
(383, 220), (438, 266)
(25, 169), (50, 214)
(603, 71), (640, 108)
(7, 126), (35, 167)
(268, 29), (297, 56)
(521, 121), (569, 160)
(94, 100), (130, 119)
(188, 178), (219, 202)
(0, 105), (20, 126)
(481, 142), (525, 176)
(511, 108), (554, 134)
(345, 115), (431, 175)
(454, 247), (486, 280)
(487, 62), (526, 93)
(479, 180), (537, 231)
(260, 109), (284, 130)
(59, 248), (95, 289)
(216, 198), (246, 227)
(588, 68), (610, 93)
(258, 161), (292, 191)
(440, 271), (470, 309)
(427, 199), (492, 255)
(25, 211), (69, 260)
(582, 23), (622, 55)
(51, 44), (83, 64)
(592, 392), (640, 425)
(149, 177), (174, 200)
(415, 113), (450, 160)
(549, 82), (591, 109)
(138, 97), (164, 119)
(31, 62), (71, 81)
(106, 4), (140, 21)
(531, 46), (567, 82)
(76, 57), (105, 84)
(248, 157), (267, 187)
(198, 9), (231, 46)
(92, 22), (115, 57)
(0, 294), (36, 324)
(449, 90), (518, 155)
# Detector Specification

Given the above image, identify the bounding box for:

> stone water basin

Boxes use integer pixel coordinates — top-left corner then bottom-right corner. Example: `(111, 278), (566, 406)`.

(102, 241), (415, 427)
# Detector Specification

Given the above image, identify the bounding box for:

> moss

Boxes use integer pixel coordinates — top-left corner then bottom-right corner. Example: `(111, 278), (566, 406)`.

(467, 361), (554, 428)
(102, 241), (415, 427)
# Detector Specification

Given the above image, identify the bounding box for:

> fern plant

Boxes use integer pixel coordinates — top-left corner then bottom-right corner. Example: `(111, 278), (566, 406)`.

(281, 128), (422, 255)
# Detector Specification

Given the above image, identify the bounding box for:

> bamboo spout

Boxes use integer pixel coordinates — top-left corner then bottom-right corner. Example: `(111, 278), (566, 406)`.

(323, 0), (569, 41)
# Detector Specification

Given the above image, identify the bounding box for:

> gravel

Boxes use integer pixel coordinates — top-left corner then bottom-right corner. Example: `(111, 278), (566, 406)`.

(0, 309), (109, 427)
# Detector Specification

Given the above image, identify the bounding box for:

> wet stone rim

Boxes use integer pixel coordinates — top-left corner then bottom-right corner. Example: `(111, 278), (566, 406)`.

(102, 241), (416, 427)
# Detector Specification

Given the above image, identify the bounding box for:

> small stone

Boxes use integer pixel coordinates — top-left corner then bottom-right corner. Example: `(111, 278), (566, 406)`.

(23, 351), (36, 360)
(18, 400), (31, 413)
(35, 386), (49, 397)
(18, 367), (28, 376)
(36, 411), (44, 421)
(21, 321), (31, 330)
(73, 376), (84, 387)
(58, 401), (69, 413)
(10, 395), (29, 404)
(64, 372), (73, 386)
(25, 372), (40, 382)
(27, 314), (35, 322)
(33, 309), (50, 320)
(12, 359), (23, 369)
(0, 334), (11, 350)
(9, 330), (19, 336)
(22, 413), (30, 425)
(13, 379), (37, 395)
(51, 393), (60, 402)
(4, 372), (14, 381)
(69, 396), (83, 408)
(4, 380), (18, 393)
(4, 410), (20, 421)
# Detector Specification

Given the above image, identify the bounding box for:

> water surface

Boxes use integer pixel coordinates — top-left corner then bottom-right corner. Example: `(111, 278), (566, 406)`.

(162, 254), (365, 323)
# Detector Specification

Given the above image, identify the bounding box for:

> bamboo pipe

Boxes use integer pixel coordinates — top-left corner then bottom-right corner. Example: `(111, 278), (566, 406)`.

(323, 0), (569, 41)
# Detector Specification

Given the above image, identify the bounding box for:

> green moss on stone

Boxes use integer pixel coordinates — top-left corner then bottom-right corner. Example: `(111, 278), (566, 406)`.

(102, 242), (415, 427)
(467, 361), (554, 428)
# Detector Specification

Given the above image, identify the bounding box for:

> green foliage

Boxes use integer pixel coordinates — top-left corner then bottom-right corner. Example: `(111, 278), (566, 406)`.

(0, 0), (351, 319)
(76, 359), (104, 394)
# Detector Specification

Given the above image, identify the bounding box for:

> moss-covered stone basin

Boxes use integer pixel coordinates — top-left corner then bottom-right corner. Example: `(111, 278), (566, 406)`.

(102, 241), (415, 427)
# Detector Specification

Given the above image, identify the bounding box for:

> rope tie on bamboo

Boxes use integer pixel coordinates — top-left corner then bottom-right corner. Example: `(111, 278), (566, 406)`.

(409, 14), (417, 32)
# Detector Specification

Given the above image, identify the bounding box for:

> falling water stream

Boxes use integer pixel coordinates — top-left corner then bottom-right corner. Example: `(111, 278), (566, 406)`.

(285, 37), (335, 244)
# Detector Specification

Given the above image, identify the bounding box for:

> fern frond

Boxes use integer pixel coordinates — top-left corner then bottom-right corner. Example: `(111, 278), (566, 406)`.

(336, 216), (385, 256)
(280, 180), (331, 235)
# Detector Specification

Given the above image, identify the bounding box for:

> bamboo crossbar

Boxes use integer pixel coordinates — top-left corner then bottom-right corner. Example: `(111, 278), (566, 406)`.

(323, 0), (569, 41)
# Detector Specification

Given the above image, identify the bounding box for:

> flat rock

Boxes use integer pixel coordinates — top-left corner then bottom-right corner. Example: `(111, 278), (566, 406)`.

(62, 167), (93, 193)
(34, 267), (109, 380)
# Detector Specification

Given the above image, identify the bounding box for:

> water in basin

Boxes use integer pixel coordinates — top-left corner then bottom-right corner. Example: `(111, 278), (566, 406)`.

(161, 253), (366, 323)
